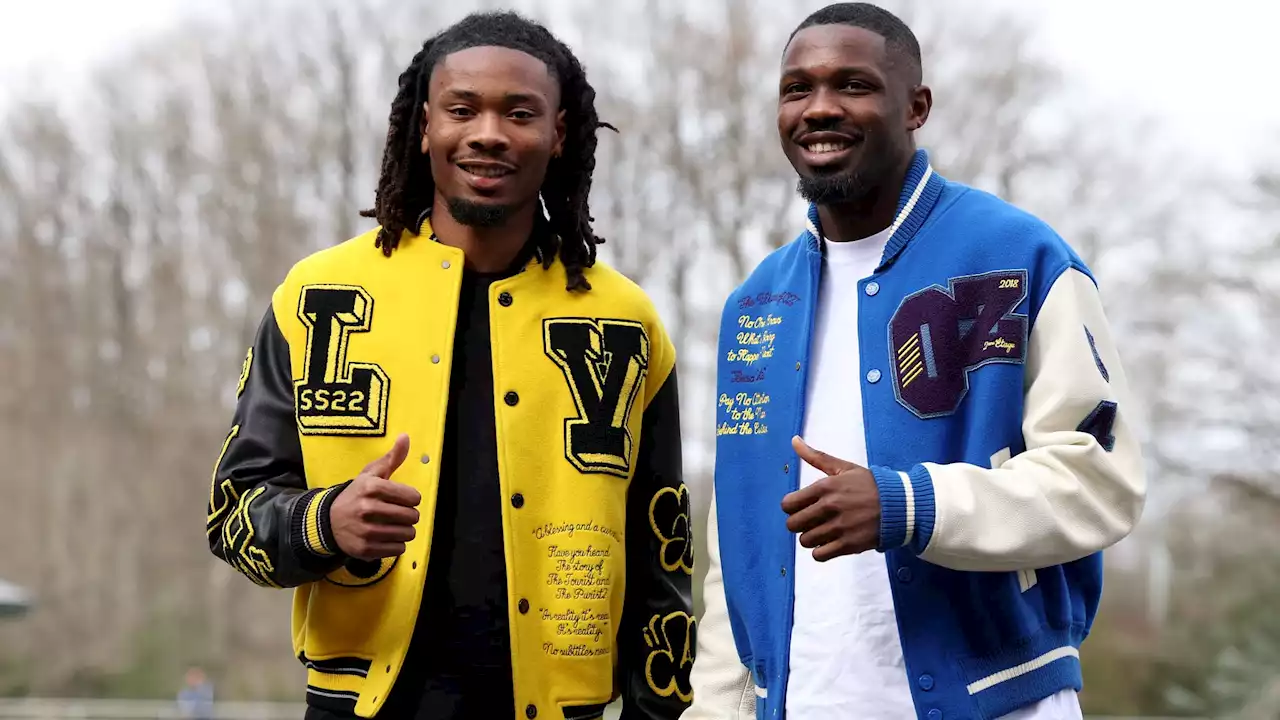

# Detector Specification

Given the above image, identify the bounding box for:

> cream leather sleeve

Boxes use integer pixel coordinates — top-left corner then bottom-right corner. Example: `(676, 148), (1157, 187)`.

(682, 492), (756, 720)
(915, 267), (1147, 572)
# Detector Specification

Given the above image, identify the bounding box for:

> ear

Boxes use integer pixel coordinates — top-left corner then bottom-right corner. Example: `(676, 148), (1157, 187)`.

(552, 109), (566, 158)
(907, 84), (932, 132)
(420, 101), (430, 155)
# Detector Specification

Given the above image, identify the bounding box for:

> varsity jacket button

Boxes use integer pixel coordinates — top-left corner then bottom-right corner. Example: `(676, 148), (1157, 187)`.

(498, 291), (513, 306)
(505, 391), (519, 406)
(420, 454), (430, 464)
(918, 674), (934, 691)
(896, 567), (913, 583)
(865, 281), (880, 296)
(518, 598), (530, 614)
(442, 260), (451, 269)
(867, 369), (882, 383)
(927, 710), (942, 720)
(511, 493), (525, 509)
(525, 703), (537, 718)
(431, 354), (440, 364)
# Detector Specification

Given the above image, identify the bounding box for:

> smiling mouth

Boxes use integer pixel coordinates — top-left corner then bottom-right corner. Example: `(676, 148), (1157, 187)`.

(802, 141), (853, 155)
(458, 163), (515, 179)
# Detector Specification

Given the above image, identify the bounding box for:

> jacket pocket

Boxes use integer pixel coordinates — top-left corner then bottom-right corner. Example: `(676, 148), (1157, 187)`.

(297, 652), (372, 678)
(563, 702), (608, 719)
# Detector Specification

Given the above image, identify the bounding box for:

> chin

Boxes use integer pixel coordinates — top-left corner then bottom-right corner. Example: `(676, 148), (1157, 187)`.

(796, 171), (868, 206)
(447, 196), (515, 228)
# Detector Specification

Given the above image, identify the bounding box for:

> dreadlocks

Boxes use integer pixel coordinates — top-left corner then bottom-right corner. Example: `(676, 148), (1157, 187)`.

(359, 11), (616, 292)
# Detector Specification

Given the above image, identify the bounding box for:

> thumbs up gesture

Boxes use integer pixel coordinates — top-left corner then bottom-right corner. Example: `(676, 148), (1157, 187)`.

(780, 436), (882, 562)
(329, 434), (423, 560)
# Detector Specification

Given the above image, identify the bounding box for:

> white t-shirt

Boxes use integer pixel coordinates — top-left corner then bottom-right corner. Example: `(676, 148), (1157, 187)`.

(785, 229), (1083, 720)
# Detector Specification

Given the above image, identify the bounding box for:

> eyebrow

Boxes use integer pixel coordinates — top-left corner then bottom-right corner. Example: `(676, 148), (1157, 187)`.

(780, 64), (882, 79)
(439, 88), (546, 106)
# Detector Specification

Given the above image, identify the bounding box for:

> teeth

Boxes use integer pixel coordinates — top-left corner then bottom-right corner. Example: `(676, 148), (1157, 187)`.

(806, 142), (849, 154)
(463, 166), (510, 178)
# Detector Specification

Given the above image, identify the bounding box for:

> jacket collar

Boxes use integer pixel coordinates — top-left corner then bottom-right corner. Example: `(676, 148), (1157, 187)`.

(802, 148), (945, 269)
(415, 207), (551, 272)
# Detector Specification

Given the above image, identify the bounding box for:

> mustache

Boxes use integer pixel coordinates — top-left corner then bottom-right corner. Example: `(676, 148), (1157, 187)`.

(452, 149), (516, 164)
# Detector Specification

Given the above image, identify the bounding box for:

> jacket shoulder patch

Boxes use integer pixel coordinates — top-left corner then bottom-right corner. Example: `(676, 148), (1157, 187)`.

(294, 284), (390, 437)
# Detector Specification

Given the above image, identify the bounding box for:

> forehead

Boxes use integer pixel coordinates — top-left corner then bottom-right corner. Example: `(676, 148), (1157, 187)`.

(781, 24), (889, 75)
(430, 45), (558, 100)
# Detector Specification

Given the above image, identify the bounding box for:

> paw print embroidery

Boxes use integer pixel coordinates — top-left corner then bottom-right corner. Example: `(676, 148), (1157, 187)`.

(643, 611), (696, 702)
(648, 484), (693, 575)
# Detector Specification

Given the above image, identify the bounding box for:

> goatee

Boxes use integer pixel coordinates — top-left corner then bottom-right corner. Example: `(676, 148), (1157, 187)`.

(448, 198), (513, 228)
(796, 172), (869, 205)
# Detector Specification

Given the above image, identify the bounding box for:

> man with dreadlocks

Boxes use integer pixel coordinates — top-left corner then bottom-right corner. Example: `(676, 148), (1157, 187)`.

(206, 11), (693, 720)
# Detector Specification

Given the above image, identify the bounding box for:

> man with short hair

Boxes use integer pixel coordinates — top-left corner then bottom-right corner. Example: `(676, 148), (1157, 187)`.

(207, 11), (693, 719)
(686, 4), (1145, 719)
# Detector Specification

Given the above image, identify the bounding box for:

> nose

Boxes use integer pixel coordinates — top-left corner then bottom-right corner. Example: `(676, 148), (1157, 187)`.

(800, 87), (842, 126)
(466, 111), (510, 153)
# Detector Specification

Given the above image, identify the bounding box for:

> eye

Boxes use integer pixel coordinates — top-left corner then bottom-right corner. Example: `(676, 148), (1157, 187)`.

(842, 79), (872, 92)
(509, 109), (536, 120)
(447, 106), (474, 118)
(780, 82), (813, 101)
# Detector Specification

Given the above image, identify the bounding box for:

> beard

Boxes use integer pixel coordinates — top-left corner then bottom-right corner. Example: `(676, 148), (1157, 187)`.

(795, 137), (902, 206)
(447, 197), (514, 228)
(796, 171), (869, 205)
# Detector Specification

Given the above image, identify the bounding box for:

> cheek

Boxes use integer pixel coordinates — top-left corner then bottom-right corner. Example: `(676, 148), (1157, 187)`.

(777, 108), (799, 143)
(515, 129), (557, 170)
(425, 136), (457, 188)
(425, 124), (460, 163)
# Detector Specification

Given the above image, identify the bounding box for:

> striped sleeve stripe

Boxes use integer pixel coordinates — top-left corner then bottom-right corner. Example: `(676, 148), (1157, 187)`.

(289, 481), (351, 563)
(303, 486), (340, 556)
(898, 471), (916, 547)
(872, 464), (937, 553)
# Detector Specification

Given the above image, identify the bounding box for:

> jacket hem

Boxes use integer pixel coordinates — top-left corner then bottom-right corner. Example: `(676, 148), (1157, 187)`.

(305, 685), (361, 717)
(959, 625), (1085, 719)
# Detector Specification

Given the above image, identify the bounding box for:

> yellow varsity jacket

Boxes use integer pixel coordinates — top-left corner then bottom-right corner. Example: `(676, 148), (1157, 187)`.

(207, 221), (694, 719)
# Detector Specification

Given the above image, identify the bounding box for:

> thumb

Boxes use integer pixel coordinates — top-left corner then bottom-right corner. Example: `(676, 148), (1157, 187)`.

(365, 433), (410, 478)
(792, 435), (849, 476)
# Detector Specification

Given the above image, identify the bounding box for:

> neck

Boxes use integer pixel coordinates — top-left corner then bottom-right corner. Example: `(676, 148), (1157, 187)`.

(429, 195), (537, 273)
(816, 152), (913, 243)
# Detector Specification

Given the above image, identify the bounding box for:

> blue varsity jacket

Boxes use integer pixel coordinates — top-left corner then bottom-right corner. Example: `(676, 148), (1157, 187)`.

(694, 149), (1147, 720)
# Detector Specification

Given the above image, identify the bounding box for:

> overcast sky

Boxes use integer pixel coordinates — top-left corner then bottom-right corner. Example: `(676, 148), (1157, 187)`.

(0, 0), (1275, 175)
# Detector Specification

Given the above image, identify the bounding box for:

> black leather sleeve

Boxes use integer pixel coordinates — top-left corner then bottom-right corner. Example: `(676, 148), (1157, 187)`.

(617, 366), (696, 719)
(206, 304), (347, 588)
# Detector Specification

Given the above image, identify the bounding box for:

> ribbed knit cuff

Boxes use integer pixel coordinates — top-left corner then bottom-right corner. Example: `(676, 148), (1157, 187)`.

(871, 464), (936, 554)
(289, 480), (351, 561)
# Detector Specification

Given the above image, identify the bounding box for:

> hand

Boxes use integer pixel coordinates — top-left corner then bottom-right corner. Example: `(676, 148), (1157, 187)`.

(329, 433), (422, 560)
(781, 436), (881, 561)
